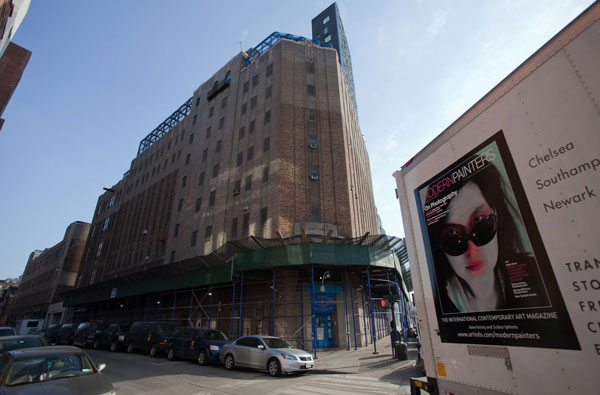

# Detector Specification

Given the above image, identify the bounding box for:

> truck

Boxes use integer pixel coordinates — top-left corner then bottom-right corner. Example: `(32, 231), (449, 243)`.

(393, 3), (600, 395)
(14, 319), (44, 335)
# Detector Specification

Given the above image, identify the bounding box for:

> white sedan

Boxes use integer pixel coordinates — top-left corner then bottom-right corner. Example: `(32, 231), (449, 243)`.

(220, 335), (314, 377)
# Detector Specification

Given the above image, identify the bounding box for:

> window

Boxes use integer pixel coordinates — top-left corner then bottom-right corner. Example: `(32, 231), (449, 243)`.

(308, 135), (318, 148)
(231, 217), (238, 237)
(198, 172), (205, 186)
(221, 96), (227, 108)
(239, 126), (245, 140)
(195, 198), (202, 212)
(209, 106), (214, 117)
(243, 81), (249, 93)
(308, 109), (316, 121)
(307, 85), (315, 96)
(189, 133), (194, 144)
(225, 70), (231, 81)
(212, 164), (219, 178)
(174, 224), (180, 237)
(108, 196), (115, 208)
(193, 115), (197, 125)
(233, 179), (241, 195)
(178, 199), (183, 212)
(260, 207), (268, 225)
(263, 137), (270, 152)
(266, 63), (273, 77)
(252, 75), (259, 87)
(177, 150), (181, 160)
(264, 111), (271, 124)
(242, 213), (250, 233)
(309, 165), (319, 180)
(103, 217), (110, 231)
(241, 102), (247, 115)
(191, 231), (197, 246)
(310, 205), (321, 223)
(265, 86), (272, 99)
(250, 96), (257, 109)
(323, 15), (330, 24)
(202, 149), (208, 162)
(262, 166), (269, 183)
(249, 120), (255, 134)
(185, 153), (190, 165)
(170, 251), (175, 263)
(324, 26), (328, 34)
(182, 176), (187, 187)
(195, 97), (200, 107)
(216, 139), (222, 152)
(209, 190), (216, 206)
(206, 127), (211, 138)
(324, 35), (331, 43)
(96, 242), (103, 257)
(236, 152), (243, 167)
(219, 117), (224, 130)
(247, 146), (254, 161)
(245, 175), (252, 191)
(205, 226), (212, 239)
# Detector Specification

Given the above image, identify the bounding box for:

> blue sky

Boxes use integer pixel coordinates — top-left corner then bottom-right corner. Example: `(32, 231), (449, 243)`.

(0, 0), (594, 278)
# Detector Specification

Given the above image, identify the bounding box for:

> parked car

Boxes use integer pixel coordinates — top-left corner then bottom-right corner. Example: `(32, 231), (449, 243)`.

(166, 327), (231, 365)
(0, 346), (114, 394)
(72, 322), (107, 349)
(0, 335), (47, 354)
(55, 323), (81, 345)
(44, 324), (63, 345)
(220, 335), (314, 377)
(125, 321), (178, 357)
(31, 328), (47, 337)
(93, 324), (130, 351)
(0, 327), (16, 337)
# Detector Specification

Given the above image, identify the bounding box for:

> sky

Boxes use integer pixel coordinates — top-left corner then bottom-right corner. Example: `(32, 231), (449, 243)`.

(0, 0), (594, 279)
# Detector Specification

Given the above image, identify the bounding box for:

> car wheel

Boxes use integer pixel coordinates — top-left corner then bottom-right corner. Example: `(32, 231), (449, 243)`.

(127, 343), (134, 354)
(149, 344), (158, 358)
(224, 354), (235, 370)
(268, 358), (281, 377)
(93, 340), (99, 350)
(167, 347), (176, 361)
(197, 350), (207, 366)
(110, 342), (118, 352)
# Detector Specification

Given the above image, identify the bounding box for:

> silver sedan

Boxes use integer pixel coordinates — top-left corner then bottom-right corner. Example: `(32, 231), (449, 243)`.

(219, 335), (314, 377)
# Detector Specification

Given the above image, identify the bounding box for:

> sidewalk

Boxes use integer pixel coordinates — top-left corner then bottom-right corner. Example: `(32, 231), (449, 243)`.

(313, 335), (421, 376)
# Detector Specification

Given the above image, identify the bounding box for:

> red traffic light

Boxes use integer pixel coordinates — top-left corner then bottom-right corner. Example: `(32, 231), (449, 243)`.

(381, 299), (386, 307)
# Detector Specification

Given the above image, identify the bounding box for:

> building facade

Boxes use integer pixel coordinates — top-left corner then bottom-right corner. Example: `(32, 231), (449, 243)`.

(10, 221), (90, 326)
(0, 278), (19, 326)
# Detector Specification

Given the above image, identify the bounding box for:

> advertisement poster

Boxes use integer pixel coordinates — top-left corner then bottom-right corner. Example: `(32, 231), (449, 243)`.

(415, 131), (579, 349)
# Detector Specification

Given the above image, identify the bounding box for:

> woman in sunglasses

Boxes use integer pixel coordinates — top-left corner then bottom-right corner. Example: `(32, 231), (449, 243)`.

(428, 162), (547, 313)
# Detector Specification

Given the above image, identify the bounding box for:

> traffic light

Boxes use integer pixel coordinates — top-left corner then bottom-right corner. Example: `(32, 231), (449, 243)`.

(381, 299), (386, 307)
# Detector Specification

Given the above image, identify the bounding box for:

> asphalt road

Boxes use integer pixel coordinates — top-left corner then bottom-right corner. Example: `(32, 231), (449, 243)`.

(86, 348), (416, 395)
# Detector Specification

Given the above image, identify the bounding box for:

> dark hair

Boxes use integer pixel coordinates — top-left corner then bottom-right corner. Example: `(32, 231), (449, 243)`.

(426, 162), (526, 311)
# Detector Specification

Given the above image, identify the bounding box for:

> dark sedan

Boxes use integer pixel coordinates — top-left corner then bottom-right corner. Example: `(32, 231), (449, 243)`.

(93, 324), (130, 351)
(0, 346), (114, 394)
(0, 336), (47, 355)
(166, 327), (230, 365)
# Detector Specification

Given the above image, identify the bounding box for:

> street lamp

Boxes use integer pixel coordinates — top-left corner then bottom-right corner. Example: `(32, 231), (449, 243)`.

(320, 270), (330, 292)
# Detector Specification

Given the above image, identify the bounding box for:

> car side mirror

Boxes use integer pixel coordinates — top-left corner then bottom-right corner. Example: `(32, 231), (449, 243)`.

(257, 345), (265, 350)
(97, 363), (106, 372)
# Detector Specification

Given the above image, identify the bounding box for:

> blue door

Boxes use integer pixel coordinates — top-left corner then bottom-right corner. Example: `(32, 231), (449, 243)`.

(316, 314), (333, 348)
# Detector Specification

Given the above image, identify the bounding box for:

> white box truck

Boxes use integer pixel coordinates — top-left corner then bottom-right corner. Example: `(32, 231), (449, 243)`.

(394, 3), (600, 394)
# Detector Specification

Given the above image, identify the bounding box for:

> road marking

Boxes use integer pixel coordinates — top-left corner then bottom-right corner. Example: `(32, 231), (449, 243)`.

(268, 374), (401, 395)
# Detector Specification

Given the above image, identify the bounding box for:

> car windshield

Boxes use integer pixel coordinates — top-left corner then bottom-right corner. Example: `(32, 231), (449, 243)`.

(264, 338), (292, 349)
(203, 330), (229, 341)
(5, 353), (96, 386)
(0, 329), (15, 336)
(118, 325), (130, 332)
(0, 338), (46, 352)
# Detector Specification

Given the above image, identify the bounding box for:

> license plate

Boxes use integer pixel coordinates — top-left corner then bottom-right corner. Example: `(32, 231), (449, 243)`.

(305, 364), (313, 369)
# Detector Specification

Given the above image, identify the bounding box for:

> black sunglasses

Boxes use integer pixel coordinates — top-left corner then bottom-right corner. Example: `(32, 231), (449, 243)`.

(439, 214), (497, 256)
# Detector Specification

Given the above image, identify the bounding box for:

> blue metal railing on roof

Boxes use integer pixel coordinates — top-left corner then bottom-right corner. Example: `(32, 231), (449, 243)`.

(245, 32), (332, 66)
(137, 97), (193, 156)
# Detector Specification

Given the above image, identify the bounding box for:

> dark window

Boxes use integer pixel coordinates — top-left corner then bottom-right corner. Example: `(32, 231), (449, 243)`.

(221, 96), (227, 108)
(225, 71), (231, 81)
(212, 164), (219, 178)
(185, 153), (190, 165)
(219, 117), (224, 130)
(170, 251), (175, 263)
(310, 205), (320, 222)
(307, 85), (315, 96)
(216, 139), (222, 152)
(177, 150), (181, 160)
(195, 198), (202, 212)
(191, 231), (197, 246)
(247, 146), (254, 161)
(264, 111), (271, 124)
(206, 127), (211, 138)
(209, 106), (214, 117)
(263, 137), (270, 152)
(239, 126), (245, 140)
(209, 190), (216, 206)
(308, 109), (316, 121)
(252, 75), (259, 87)
(262, 166), (269, 183)
(266, 63), (273, 77)
(195, 97), (200, 106)
(241, 102), (247, 115)
(202, 149), (208, 162)
(265, 86), (272, 98)
(236, 152), (243, 167)
(189, 133), (194, 144)
(178, 199), (183, 212)
(242, 213), (250, 233)
(309, 165), (319, 180)
(182, 176), (187, 187)
(308, 135), (318, 148)
(249, 120), (255, 134)
(231, 217), (238, 237)
(205, 226), (212, 239)
(174, 224), (180, 237)
(243, 81), (249, 93)
(245, 175), (252, 191)
(250, 96), (257, 109)
(306, 62), (315, 73)
(234, 179), (241, 195)
(198, 172), (205, 186)
(192, 115), (197, 125)
(260, 207), (268, 225)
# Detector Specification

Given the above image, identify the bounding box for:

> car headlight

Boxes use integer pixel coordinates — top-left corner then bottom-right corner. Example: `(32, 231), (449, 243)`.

(280, 352), (297, 360)
(209, 345), (220, 351)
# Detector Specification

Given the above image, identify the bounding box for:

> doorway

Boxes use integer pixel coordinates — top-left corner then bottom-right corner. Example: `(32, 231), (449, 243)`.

(316, 313), (333, 348)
